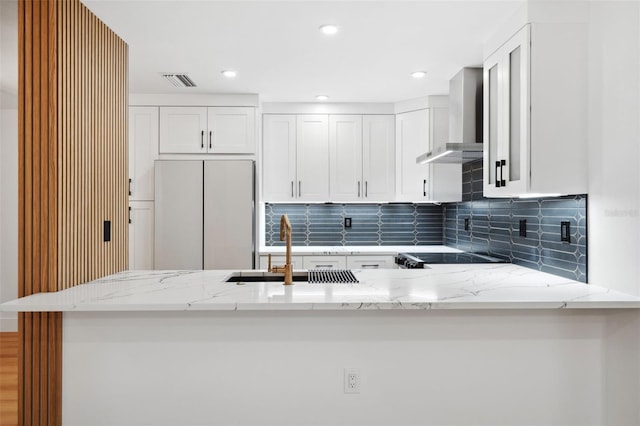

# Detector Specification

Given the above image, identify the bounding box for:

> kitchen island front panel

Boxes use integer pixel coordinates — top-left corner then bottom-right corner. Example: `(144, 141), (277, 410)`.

(3, 266), (640, 312)
(60, 309), (639, 426)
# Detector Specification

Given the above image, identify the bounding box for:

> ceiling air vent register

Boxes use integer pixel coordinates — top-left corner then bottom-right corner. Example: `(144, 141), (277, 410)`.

(161, 74), (197, 88)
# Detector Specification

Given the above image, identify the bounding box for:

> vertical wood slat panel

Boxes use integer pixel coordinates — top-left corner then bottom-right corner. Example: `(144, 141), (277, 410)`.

(38, 9), (46, 420)
(22, 0), (33, 423)
(49, 0), (57, 296)
(32, 4), (42, 421)
(19, 1), (128, 424)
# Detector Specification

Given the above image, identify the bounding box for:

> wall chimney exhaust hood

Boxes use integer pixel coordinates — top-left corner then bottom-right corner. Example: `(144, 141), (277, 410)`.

(416, 67), (483, 164)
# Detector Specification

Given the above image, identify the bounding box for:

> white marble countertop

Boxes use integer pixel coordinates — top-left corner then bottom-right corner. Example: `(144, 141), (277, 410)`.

(259, 245), (462, 255)
(3, 265), (640, 312)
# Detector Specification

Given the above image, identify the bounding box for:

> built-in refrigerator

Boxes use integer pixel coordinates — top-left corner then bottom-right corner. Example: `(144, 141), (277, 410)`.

(154, 160), (255, 270)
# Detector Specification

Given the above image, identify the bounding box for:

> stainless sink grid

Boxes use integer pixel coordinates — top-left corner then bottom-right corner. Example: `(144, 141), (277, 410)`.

(308, 269), (359, 284)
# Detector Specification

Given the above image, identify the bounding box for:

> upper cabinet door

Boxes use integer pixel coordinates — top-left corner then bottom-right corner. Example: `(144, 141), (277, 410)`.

(329, 115), (363, 201)
(363, 115), (395, 201)
(296, 115), (330, 201)
(483, 54), (502, 191)
(159, 107), (207, 154)
(262, 115), (297, 201)
(483, 25), (530, 197)
(129, 107), (159, 200)
(207, 107), (256, 154)
(395, 109), (431, 201)
(501, 25), (530, 194)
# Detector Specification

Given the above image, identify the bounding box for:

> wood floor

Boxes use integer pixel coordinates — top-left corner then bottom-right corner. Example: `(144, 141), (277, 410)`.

(0, 332), (18, 426)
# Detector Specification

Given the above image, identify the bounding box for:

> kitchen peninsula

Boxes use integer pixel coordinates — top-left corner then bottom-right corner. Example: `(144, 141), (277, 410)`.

(3, 266), (640, 426)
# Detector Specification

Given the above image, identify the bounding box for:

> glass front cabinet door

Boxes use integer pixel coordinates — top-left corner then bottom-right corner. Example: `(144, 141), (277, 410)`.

(483, 24), (530, 197)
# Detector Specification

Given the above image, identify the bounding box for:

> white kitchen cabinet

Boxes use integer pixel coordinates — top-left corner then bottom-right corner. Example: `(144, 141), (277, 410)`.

(262, 115), (297, 201)
(129, 201), (154, 270)
(129, 107), (159, 201)
(159, 107), (208, 154)
(362, 115), (396, 201)
(207, 107), (256, 154)
(259, 254), (394, 270)
(483, 23), (587, 197)
(329, 115), (363, 200)
(159, 106), (256, 154)
(330, 115), (395, 201)
(296, 115), (330, 201)
(302, 255), (346, 269)
(346, 255), (395, 269)
(262, 114), (329, 201)
(396, 108), (461, 202)
(258, 255), (303, 270)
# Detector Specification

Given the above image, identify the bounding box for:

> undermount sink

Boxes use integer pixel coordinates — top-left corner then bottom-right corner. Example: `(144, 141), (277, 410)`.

(225, 272), (309, 283)
(225, 270), (359, 284)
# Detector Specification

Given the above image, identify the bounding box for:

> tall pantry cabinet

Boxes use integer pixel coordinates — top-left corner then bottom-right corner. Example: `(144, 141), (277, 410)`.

(128, 107), (158, 269)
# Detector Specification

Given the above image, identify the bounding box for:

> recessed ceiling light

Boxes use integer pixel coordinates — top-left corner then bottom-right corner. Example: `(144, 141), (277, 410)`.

(316, 95), (329, 101)
(411, 71), (427, 79)
(319, 25), (339, 35)
(221, 70), (237, 78)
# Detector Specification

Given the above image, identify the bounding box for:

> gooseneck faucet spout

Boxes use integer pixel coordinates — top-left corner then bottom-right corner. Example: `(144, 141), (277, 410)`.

(268, 214), (293, 285)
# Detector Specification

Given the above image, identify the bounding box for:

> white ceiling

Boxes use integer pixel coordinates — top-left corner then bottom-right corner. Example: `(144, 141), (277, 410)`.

(85, 1), (524, 102)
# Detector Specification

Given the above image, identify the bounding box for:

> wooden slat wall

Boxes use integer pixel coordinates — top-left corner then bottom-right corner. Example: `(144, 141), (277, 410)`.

(18, 1), (128, 424)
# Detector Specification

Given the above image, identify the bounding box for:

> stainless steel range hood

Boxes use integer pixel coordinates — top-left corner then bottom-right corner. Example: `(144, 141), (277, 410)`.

(416, 67), (483, 164)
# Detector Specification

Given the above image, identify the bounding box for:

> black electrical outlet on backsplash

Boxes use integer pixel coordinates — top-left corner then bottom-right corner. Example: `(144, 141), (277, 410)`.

(265, 161), (587, 283)
(265, 203), (443, 246)
(444, 160), (587, 282)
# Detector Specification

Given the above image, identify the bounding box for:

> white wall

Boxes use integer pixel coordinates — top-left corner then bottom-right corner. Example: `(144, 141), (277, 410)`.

(587, 1), (640, 296)
(0, 0), (18, 331)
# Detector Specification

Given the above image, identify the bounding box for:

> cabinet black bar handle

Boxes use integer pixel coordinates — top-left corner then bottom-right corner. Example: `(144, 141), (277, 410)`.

(358, 181), (361, 197)
(128, 178), (132, 196)
(128, 206), (132, 224)
(209, 131), (212, 149)
(500, 159), (506, 187)
(201, 130), (204, 149)
(423, 179), (427, 196)
(291, 181), (294, 198)
(365, 181), (368, 198)
(495, 161), (501, 187)
(298, 181), (301, 197)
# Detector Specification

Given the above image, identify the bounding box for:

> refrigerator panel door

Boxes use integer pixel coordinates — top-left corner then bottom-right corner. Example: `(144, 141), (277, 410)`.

(204, 161), (255, 269)
(154, 161), (204, 269)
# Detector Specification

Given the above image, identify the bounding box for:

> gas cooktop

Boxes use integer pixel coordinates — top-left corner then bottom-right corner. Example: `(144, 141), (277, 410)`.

(395, 252), (510, 269)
